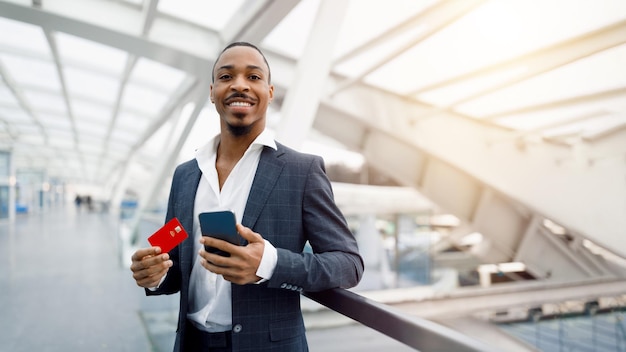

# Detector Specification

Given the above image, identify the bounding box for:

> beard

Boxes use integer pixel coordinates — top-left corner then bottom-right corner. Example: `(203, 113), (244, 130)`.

(226, 114), (254, 136)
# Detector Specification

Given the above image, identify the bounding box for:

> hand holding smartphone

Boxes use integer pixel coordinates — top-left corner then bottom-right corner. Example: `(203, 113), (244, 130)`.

(199, 210), (241, 257)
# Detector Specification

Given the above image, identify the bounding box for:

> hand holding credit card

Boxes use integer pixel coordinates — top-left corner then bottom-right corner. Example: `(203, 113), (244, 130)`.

(148, 217), (188, 253)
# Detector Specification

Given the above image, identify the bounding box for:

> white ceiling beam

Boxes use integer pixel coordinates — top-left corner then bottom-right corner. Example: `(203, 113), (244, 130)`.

(43, 29), (86, 179)
(313, 90), (626, 258)
(275, 0), (350, 149)
(0, 1), (214, 76)
(485, 87), (626, 120)
(95, 0), (160, 185)
(129, 80), (212, 242)
(330, 0), (488, 96)
(102, 76), (198, 185)
(221, 0), (300, 45)
(410, 19), (626, 124)
(0, 60), (48, 144)
(585, 121), (626, 143)
(141, 0), (160, 36)
(413, 19), (626, 97)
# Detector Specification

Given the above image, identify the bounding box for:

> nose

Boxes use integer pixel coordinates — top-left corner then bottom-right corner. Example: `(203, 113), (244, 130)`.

(230, 75), (249, 92)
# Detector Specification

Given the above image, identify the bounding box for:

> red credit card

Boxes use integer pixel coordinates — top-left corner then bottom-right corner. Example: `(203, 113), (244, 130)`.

(148, 217), (188, 253)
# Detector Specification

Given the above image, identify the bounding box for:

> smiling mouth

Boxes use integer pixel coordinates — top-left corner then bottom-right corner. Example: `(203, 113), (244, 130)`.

(228, 101), (252, 107)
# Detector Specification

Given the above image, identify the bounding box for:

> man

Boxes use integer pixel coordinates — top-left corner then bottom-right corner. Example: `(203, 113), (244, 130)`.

(130, 42), (364, 351)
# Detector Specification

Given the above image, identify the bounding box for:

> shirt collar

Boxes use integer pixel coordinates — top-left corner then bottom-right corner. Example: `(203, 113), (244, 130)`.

(251, 129), (277, 151)
(195, 129), (277, 161)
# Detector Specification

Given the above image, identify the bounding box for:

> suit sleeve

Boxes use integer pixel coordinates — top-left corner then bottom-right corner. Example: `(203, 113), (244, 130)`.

(145, 165), (183, 296)
(268, 156), (364, 292)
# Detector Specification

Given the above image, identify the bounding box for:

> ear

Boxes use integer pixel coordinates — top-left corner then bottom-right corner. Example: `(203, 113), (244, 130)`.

(268, 84), (274, 103)
(210, 84), (215, 103)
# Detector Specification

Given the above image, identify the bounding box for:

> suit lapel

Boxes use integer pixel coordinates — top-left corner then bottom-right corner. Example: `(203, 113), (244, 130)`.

(242, 145), (285, 229)
(178, 161), (201, 271)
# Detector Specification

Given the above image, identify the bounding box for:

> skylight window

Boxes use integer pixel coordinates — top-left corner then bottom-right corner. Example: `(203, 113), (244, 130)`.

(0, 17), (50, 57)
(157, 0), (244, 30)
(55, 32), (128, 76)
(0, 54), (61, 91)
(22, 90), (67, 115)
(63, 67), (121, 104)
(0, 85), (19, 107)
(456, 44), (626, 118)
(129, 57), (186, 93)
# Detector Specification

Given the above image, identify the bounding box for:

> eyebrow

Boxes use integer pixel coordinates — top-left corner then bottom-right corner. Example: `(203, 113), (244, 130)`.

(216, 64), (266, 73)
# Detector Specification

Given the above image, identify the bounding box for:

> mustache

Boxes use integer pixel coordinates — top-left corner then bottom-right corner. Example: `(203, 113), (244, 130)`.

(226, 92), (254, 101)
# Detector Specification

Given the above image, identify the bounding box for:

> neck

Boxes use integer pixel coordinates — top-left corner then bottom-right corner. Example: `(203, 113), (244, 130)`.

(218, 130), (261, 161)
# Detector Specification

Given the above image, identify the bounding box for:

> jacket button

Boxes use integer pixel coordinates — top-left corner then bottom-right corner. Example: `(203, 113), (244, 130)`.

(233, 324), (243, 333)
(280, 283), (287, 289)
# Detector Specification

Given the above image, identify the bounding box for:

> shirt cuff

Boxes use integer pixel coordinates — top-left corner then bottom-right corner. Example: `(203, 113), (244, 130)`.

(147, 274), (167, 291)
(254, 239), (277, 283)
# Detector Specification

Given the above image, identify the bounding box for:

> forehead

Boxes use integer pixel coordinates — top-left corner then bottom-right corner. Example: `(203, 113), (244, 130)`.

(214, 46), (268, 73)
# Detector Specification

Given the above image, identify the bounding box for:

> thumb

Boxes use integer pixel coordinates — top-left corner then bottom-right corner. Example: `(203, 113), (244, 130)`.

(236, 224), (263, 243)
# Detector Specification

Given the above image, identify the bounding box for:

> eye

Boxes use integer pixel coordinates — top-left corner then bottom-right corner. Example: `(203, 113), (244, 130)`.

(249, 74), (261, 80)
(218, 73), (232, 80)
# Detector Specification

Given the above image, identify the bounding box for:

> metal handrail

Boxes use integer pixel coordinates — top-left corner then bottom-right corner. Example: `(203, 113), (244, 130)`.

(305, 288), (497, 352)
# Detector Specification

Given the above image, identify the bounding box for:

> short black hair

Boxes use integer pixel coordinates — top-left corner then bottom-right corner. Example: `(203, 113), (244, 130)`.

(211, 42), (271, 84)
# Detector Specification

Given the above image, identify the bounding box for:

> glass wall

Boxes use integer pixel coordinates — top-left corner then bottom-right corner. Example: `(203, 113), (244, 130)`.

(0, 151), (11, 220)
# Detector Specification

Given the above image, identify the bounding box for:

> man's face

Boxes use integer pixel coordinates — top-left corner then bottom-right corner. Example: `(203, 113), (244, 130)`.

(210, 46), (274, 137)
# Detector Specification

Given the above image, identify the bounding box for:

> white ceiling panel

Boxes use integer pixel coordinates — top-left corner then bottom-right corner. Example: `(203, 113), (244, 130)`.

(38, 112), (71, 129)
(48, 133), (75, 149)
(0, 0), (622, 210)
(130, 57), (187, 93)
(115, 112), (150, 132)
(14, 131), (45, 145)
(75, 118), (107, 138)
(110, 126), (140, 145)
(157, 0), (245, 31)
(543, 113), (626, 140)
(0, 84), (19, 106)
(106, 139), (132, 155)
(78, 140), (104, 155)
(333, 0), (437, 59)
(64, 67), (121, 104)
(456, 44), (626, 118)
(365, 0), (626, 94)
(0, 54), (61, 90)
(120, 82), (168, 116)
(56, 32), (128, 76)
(21, 89), (67, 114)
(0, 16), (50, 56)
(0, 106), (30, 122)
(71, 99), (113, 122)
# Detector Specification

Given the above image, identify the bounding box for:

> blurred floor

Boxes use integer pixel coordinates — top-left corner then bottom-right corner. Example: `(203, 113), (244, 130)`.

(0, 205), (415, 352)
(0, 206), (151, 352)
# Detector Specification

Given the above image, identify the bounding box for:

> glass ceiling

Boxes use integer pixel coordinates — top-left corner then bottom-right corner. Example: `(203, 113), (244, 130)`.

(0, 0), (625, 198)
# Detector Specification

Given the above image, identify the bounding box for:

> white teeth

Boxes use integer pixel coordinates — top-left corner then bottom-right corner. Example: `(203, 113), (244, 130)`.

(229, 102), (251, 107)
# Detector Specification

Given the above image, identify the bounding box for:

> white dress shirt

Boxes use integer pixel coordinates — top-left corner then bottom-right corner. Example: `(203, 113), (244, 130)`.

(186, 131), (278, 332)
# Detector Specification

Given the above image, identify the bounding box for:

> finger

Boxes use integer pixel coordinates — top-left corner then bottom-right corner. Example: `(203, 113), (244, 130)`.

(133, 260), (172, 286)
(130, 252), (170, 274)
(131, 247), (161, 262)
(199, 248), (231, 268)
(131, 259), (171, 280)
(135, 266), (168, 288)
(201, 236), (238, 255)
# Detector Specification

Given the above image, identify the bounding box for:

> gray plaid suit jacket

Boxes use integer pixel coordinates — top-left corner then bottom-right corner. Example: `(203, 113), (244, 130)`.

(148, 142), (364, 351)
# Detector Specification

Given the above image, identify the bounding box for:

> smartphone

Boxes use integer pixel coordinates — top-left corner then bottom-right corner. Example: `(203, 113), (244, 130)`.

(198, 210), (240, 257)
